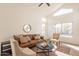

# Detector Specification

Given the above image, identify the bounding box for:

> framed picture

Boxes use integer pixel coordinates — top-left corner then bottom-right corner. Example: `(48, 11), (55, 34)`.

(23, 24), (31, 33)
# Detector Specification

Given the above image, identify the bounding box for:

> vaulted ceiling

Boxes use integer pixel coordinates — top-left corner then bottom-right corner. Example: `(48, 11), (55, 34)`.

(0, 3), (63, 17)
(47, 3), (79, 18)
(1, 3), (79, 19)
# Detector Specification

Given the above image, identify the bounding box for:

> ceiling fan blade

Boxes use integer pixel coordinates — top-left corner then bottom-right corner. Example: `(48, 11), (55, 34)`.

(38, 3), (43, 7)
(46, 3), (50, 6)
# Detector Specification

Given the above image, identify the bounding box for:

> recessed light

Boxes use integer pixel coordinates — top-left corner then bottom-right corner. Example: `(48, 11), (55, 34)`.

(42, 17), (47, 22)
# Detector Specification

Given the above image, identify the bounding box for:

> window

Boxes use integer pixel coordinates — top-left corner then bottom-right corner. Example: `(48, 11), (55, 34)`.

(55, 24), (61, 33)
(62, 23), (72, 35)
(54, 23), (72, 36)
(41, 17), (47, 36)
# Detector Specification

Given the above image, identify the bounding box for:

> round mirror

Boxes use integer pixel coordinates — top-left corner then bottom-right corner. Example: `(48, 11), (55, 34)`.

(23, 24), (31, 33)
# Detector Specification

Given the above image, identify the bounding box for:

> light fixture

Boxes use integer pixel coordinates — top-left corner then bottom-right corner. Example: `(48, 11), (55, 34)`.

(42, 24), (45, 27)
(42, 17), (47, 23)
(53, 9), (73, 16)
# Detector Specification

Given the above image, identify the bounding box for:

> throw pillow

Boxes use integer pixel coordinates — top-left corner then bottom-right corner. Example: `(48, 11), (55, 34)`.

(20, 36), (31, 44)
(25, 36), (31, 41)
(34, 35), (40, 40)
(13, 34), (23, 44)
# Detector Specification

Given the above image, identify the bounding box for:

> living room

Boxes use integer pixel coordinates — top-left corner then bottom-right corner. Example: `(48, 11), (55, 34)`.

(0, 3), (79, 56)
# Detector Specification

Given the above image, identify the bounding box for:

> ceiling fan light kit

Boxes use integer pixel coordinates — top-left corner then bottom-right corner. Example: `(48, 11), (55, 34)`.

(38, 3), (50, 7)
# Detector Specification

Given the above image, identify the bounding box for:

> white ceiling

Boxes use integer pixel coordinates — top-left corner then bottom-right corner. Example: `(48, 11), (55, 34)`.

(0, 3), (79, 18)
(61, 3), (79, 9)
(47, 3), (79, 17)
(0, 3), (63, 17)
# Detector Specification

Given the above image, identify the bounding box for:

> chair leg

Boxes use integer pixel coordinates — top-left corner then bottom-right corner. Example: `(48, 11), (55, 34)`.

(56, 41), (60, 47)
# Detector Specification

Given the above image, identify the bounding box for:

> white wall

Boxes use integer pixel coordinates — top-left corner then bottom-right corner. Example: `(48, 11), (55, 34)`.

(1, 3), (79, 45)
(46, 9), (79, 45)
(0, 4), (44, 42)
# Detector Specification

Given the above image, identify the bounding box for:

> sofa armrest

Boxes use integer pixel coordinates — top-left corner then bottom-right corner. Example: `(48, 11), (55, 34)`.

(10, 38), (16, 56)
(10, 37), (36, 56)
(21, 48), (36, 56)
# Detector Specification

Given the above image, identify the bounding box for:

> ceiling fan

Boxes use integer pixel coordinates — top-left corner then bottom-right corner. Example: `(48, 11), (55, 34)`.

(38, 3), (50, 7)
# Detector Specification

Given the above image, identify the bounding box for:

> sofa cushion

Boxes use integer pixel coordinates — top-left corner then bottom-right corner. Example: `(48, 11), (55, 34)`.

(20, 42), (31, 48)
(21, 48), (36, 56)
(34, 35), (40, 40)
(23, 35), (33, 40)
(14, 34), (23, 40)
(20, 36), (31, 44)
(13, 34), (23, 44)
(25, 36), (31, 41)
(30, 40), (39, 44)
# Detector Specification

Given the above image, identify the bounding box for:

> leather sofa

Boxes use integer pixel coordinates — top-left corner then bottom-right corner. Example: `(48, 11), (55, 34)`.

(13, 34), (43, 48)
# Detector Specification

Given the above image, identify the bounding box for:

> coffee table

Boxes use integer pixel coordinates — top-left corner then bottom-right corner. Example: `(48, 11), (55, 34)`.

(36, 41), (57, 56)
